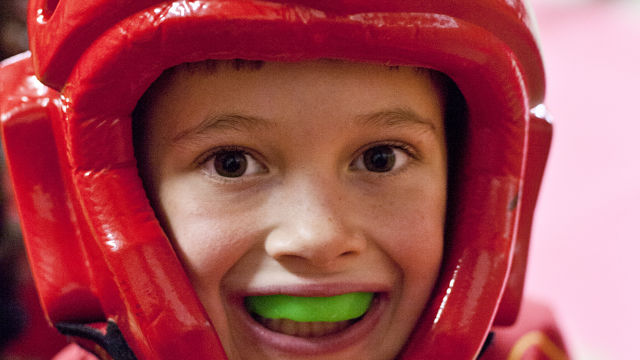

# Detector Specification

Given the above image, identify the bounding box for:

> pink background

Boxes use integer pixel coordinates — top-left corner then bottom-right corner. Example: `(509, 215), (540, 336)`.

(527, 1), (640, 358)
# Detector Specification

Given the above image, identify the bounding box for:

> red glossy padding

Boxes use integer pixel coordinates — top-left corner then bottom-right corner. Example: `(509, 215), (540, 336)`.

(27, 0), (160, 89)
(51, 2), (533, 358)
(494, 110), (553, 325)
(0, 55), (103, 323)
(28, 0), (543, 101)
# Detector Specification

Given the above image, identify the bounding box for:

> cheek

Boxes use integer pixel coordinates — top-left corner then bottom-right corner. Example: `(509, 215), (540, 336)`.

(157, 177), (257, 291)
(365, 179), (446, 279)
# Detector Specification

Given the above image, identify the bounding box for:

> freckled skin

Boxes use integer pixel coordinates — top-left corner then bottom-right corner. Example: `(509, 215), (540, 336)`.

(137, 60), (447, 360)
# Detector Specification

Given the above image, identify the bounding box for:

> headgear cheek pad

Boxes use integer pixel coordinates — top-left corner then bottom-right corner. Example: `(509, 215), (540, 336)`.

(0, 1), (551, 358)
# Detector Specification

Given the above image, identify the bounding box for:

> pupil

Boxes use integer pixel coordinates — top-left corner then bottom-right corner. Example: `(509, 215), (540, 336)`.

(364, 146), (395, 172)
(214, 151), (247, 177)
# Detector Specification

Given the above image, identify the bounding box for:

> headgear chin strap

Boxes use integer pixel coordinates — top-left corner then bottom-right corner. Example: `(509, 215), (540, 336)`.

(0, 1), (550, 358)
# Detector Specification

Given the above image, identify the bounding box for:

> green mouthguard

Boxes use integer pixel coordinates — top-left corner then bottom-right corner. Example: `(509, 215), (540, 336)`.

(245, 292), (374, 322)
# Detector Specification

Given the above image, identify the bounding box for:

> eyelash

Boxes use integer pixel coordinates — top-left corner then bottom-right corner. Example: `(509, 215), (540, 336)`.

(373, 142), (417, 158)
(196, 146), (266, 180)
(350, 141), (419, 174)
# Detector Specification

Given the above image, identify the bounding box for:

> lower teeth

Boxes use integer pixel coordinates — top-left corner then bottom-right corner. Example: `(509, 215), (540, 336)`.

(255, 315), (355, 337)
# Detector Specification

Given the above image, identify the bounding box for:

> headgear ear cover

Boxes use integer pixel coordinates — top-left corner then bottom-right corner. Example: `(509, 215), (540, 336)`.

(0, 0), (551, 358)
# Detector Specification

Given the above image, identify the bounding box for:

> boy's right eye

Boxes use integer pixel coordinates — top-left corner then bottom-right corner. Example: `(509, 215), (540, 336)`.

(202, 149), (265, 178)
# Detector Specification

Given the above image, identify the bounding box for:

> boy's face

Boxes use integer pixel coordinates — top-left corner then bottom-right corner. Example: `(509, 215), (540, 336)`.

(138, 60), (447, 359)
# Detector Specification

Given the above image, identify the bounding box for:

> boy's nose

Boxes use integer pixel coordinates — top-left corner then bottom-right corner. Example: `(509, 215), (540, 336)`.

(264, 180), (366, 269)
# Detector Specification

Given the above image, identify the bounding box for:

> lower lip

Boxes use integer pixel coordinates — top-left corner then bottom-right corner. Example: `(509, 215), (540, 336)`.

(232, 293), (387, 356)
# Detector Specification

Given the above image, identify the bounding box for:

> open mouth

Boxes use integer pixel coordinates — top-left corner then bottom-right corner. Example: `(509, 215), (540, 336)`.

(245, 292), (375, 338)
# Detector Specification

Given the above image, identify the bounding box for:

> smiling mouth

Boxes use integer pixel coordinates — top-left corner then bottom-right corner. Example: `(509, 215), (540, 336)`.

(245, 292), (375, 338)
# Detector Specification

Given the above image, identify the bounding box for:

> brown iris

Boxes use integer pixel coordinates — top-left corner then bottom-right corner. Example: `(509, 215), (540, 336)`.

(214, 151), (248, 177)
(363, 145), (396, 172)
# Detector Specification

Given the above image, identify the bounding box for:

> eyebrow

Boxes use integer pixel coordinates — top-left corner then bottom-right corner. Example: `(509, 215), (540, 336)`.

(171, 107), (437, 144)
(172, 113), (273, 143)
(356, 107), (438, 132)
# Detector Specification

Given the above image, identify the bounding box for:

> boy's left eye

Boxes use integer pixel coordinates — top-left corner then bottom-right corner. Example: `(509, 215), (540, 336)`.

(351, 144), (411, 173)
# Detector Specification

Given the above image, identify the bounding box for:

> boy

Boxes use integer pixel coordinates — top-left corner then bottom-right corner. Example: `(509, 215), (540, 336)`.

(0, 0), (568, 358)
(133, 59), (448, 359)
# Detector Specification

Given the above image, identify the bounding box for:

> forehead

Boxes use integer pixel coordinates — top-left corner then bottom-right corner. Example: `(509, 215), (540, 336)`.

(137, 60), (446, 140)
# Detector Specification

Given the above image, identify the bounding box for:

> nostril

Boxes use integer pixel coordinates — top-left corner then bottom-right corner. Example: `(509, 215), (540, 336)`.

(264, 221), (366, 267)
(340, 250), (359, 258)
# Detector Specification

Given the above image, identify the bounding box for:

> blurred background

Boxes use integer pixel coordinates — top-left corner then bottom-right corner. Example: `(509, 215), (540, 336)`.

(526, 0), (640, 359)
(1, 0), (639, 359)
(0, 0), (27, 60)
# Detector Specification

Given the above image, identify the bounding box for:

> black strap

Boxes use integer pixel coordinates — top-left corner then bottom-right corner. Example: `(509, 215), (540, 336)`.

(56, 320), (137, 360)
(477, 331), (495, 359)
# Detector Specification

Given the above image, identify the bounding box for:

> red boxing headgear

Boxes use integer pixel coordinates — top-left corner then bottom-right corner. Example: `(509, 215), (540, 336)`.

(0, 0), (551, 358)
